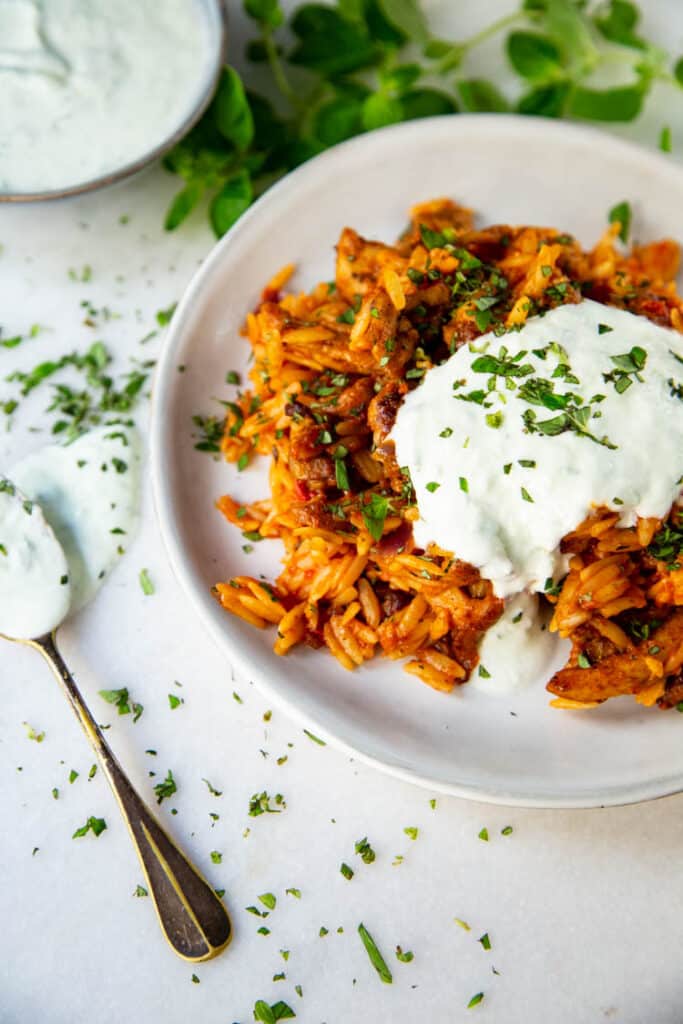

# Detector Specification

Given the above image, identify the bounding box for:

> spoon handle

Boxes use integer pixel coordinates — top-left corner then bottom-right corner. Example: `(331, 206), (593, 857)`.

(31, 631), (232, 962)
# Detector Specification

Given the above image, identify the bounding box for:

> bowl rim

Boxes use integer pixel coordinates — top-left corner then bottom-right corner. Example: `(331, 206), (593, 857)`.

(150, 113), (683, 808)
(0, 0), (228, 204)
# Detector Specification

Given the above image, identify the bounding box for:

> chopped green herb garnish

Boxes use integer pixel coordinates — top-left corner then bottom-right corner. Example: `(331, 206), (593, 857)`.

(358, 923), (393, 984)
(608, 200), (631, 244)
(154, 769), (177, 804)
(426, 481), (440, 493)
(340, 862), (354, 880)
(395, 946), (414, 963)
(72, 816), (107, 839)
(478, 933), (491, 950)
(467, 992), (484, 1009)
(139, 568), (154, 595)
(478, 827), (489, 842)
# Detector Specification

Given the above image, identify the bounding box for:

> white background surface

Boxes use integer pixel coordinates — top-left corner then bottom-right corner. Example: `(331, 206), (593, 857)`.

(3, 3), (683, 1022)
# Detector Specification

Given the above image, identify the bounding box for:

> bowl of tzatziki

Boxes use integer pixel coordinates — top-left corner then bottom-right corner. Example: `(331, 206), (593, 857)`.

(0, 0), (226, 201)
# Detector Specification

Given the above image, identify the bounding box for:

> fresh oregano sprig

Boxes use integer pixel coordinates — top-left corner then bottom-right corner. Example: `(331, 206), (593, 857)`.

(163, 0), (683, 237)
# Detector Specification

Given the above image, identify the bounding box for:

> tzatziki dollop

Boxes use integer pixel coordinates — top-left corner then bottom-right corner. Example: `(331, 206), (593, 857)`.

(391, 300), (683, 597)
(390, 300), (683, 692)
(0, 0), (213, 194)
(0, 478), (71, 638)
(11, 426), (141, 611)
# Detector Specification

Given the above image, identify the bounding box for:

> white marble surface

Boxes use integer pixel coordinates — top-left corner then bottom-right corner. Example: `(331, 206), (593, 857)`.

(3, 3), (683, 1022)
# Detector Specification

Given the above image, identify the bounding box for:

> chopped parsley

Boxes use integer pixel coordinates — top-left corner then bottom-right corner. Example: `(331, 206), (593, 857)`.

(153, 769), (177, 804)
(647, 512), (683, 570)
(72, 816), (107, 839)
(355, 837), (376, 863)
(478, 933), (491, 950)
(249, 791), (286, 816)
(395, 946), (414, 963)
(340, 862), (354, 880)
(361, 494), (389, 541)
(467, 992), (485, 1009)
(603, 346), (647, 393)
(404, 826), (418, 841)
(608, 200), (631, 244)
(139, 568), (154, 595)
(98, 687), (143, 722)
(459, 477), (469, 493)
(426, 481), (440, 493)
(259, 892), (277, 910)
(478, 827), (489, 842)
(358, 923), (393, 984)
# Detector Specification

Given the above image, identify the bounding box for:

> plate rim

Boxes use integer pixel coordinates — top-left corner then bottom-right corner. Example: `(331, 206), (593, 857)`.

(150, 113), (683, 809)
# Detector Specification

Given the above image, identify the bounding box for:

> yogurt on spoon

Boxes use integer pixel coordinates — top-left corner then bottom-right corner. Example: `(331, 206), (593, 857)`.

(0, 425), (140, 637)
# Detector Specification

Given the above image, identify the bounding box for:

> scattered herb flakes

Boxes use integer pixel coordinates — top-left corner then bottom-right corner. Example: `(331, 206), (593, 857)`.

(520, 486), (534, 503)
(459, 476), (469, 493)
(285, 887), (301, 899)
(88, 763), (97, 781)
(69, 769), (79, 784)
(280, 949), (290, 961)
(467, 992), (485, 1009)
(249, 791), (286, 816)
(303, 728), (326, 745)
(23, 722), (45, 743)
(360, 493), (389, 541)
(134, 885), (148, 897)
(577, 652), (591, 669)
(191, 973), (200, 984)
(168, 693), (184, 710)
(98, 687), (143, 722)
(156, 303), (177, 327)
(257, 926), (271, 936)
(429, 798), (437, 810)
(153, 769), (177, 804)
(358, 923), (392, 984)
(608, 200), (632, 244)
(253, 999), (296, 1022)
(232, 691), (244, 704)
(202, 777), (223, 797)
(340, 862), (354, 880)
(426, 481), (440, 493)
(478, 827), (489, 842)
(403, 826), (418, 841)
(72, 816), (107, 839)
(139, 568), (155, 595)
(210, 851), (223, 864)
(259, 892), (277, 910)
(478, 933), (491, 951)
(395, 946), (414, 963)
(501, 825), (513, 836)
(478, 664), (491, 679)
(51, 788), (59, 800)
(455, 918), (471, 931)
(354, 836), (376, 864)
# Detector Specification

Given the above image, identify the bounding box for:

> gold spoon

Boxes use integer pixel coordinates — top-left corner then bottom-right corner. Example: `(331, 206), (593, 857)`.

(6, 628), (232, 962)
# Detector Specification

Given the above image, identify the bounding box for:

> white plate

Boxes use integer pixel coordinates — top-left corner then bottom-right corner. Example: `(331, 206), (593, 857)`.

(151, 114), (683, 808)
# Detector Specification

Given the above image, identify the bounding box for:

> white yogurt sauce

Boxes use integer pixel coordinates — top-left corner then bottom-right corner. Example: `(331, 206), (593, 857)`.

(0, 479), (71, 638)
(0, 0), (212, 193)
(391, 300), (683, 692)
(11, 426), (141, 611)
(468, 593), (561, 695)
